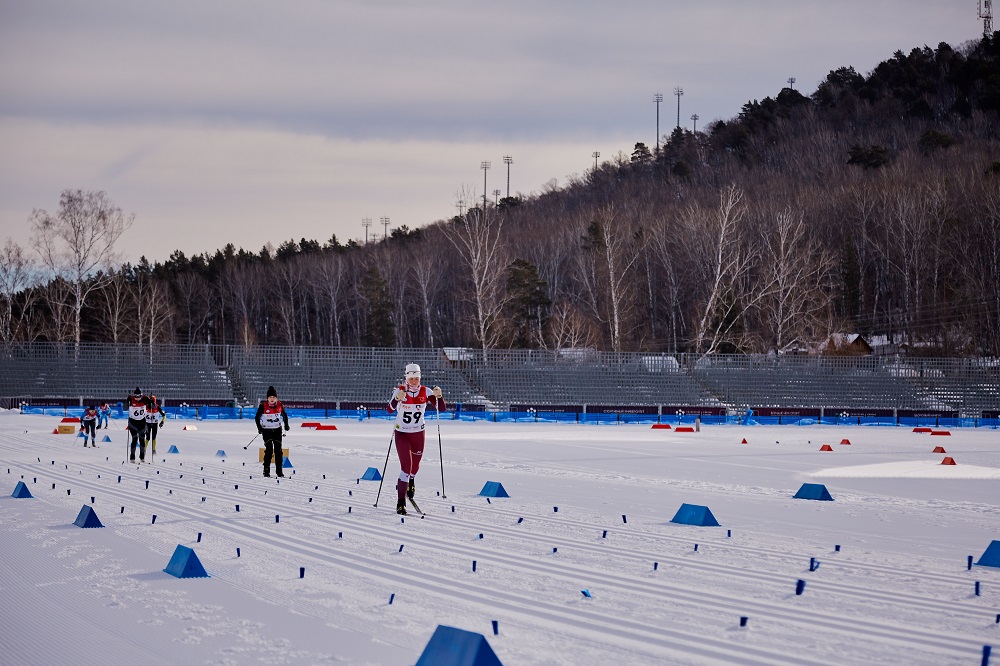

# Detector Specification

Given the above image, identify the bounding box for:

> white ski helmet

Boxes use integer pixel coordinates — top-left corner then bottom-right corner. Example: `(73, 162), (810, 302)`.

(404, 363), (421, 379)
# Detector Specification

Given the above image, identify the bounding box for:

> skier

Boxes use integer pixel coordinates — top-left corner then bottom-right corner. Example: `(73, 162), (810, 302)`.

(81, 405), (98, 447)
(254, 386), (289, 478)
(387, 364), (445, 515)
(143, 396), (166, 455)
(97, 402), (110, 430)
(126, 387), (154, 462)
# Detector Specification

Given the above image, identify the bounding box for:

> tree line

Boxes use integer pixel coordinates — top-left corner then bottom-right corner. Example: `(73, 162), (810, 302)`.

(3, 35), (1000, 355)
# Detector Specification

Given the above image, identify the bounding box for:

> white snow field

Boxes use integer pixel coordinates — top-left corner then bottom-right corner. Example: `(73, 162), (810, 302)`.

(1, 412), (998, 665)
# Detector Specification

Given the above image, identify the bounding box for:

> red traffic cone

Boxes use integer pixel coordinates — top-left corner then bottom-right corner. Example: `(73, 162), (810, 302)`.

(940, 457), (956, 465)
(932, 446), (946, 453)
(52, 428), (59, 434)
(740, 438), (748, 444)
(840, 438), (851, 445)
(819, 444), (834, 451)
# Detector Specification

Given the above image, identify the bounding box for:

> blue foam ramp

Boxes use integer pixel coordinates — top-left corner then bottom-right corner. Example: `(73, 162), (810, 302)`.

(415, 625), (503, 666)
(167, 445), (180, 453)
(361, 466), (382, 481)
(793, 483), (834, 501)
(102, 435), (112, 442)
(163, 545), (210, 578)
(670, 503), (721, 527)
(215, 450), (227, 457)
(11, 481), (33, 498)
(76, 430), (86, 438)
(73, 505), (104, 528)
(282, 456), (293, 469)
(478, 481), (509, 498)
(975, 540), (1000, 568)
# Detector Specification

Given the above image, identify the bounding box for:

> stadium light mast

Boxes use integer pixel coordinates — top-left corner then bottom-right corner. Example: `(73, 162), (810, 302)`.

(787, 77), (796, 89)
(691, 113), (699, 134)
(673, 87), (684, 129)
(653, 93), (663, 152)
(380, 216), (390, 240)
(480, 161), (491, 211)
(592, 151), (600, 169)
(492, 189), (501, 206)
(361, 217), (372, 245)
(503, 155), (513, 198)
(981, 1), (994, 37)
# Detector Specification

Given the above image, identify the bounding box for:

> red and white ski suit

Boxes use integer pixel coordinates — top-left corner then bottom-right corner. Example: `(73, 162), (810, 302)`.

(387, 384), (446, 501)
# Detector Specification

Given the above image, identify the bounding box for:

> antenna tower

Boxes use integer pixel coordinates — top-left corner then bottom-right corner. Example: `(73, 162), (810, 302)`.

(981, 1), (994, 38)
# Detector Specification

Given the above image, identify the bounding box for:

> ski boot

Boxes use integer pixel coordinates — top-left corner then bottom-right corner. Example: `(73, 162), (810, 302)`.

(407, 478), (415, 500)
(396, 498), (407, 515)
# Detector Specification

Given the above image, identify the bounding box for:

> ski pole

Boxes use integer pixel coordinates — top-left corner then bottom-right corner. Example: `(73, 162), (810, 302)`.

(436, 402), (446, 499)
(243, 432), (261, 450)
(373, 431), (395, 508)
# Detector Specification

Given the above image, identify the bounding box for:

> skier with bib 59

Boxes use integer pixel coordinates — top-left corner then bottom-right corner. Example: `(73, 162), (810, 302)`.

(387, 364), (445, 515)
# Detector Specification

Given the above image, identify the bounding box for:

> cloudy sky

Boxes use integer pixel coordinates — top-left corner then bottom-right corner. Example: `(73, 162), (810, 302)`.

(0, 1), (980, 263)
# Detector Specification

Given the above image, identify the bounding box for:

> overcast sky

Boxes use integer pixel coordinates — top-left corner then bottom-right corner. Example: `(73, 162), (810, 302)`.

(0, 1), (980, 263)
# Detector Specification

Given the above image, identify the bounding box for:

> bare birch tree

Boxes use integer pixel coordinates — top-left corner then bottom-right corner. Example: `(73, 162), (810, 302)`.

(0, 239), (38, 343)
(29, 190), (133, 344)
(442, 202), (508, 353)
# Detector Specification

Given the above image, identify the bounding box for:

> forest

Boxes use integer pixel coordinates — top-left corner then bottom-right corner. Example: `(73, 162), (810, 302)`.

(3, 34), (1000, 356)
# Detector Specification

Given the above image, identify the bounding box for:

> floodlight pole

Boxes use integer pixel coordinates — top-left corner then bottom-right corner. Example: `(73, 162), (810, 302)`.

(673, 87), (684, 129)
(787, 77), (796, 89)
(380, 216), (390, 239)
(691, 113), (699, 134)
(362, 217), (372, 244)
(653, 93), (663, 152)
(480, 161), (491, 211)
(592, 151), (600, 170)
(503, 155), (513, 198)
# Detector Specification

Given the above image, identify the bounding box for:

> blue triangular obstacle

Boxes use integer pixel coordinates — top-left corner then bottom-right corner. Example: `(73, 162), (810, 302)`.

(163, 545), (210, 578)
(361, 466), (382, 481)
(167, 445), (180, 453)
(282, 456), (293, 469)
(77, 430), (86, 438)
(73, 505), (104, 528)
(670, 503), (721, 527)
(975, 540), (1000, 568)
(102, 435), (112, 442)
(793, 483), (834, 501)
(478, 481), (509, 498)
(215, 450), (227, 457)
(415, 625), (503, 666)
(11, 481), (33, 498)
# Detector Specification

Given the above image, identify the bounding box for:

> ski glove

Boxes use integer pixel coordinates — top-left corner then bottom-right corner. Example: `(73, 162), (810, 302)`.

(432, 386), (443, 398)
(284, 424), (289, 431)
(394, 389), (406, 402)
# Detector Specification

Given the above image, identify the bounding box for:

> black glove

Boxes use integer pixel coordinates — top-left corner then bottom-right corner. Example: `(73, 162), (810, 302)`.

(257, 427), (264, 435)
(284, 424), (289, 432)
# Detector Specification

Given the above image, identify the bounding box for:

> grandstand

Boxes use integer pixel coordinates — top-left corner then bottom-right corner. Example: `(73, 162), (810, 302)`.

(1, 343), (998, 418)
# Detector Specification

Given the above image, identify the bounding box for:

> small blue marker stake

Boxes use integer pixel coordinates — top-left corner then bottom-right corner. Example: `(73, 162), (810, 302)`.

(795, 579), (806, 595)
(237, 548), (241, 557)
(969, 555), (974, 570)
(90, 496), (94, 503)
(975, 581), (981, 596)
(486, 497), (491, 504)
(299, 567), (305, 579)
(553, 506), (558, 513)
(472, 560), (477, 572)
(740, 616), (748, 627)
(388, 594), (395, 605)
(552, 547), (558, 553)
(236, 505), (240, 512)
(309, 497), (312, 503)
(120, 506), (124, 513)
(810, 557), (819, 572)
(348, 507), (351, 513)
(145, 480), (149, 489)
(151, 515), (157, 524)
(727, 530), (732, 538)
(275, 515), (280, 523)
(117, 476), (121, 483)
(398, 544), (404, 552)
(478, 533), (484, 539)
(401, 517), (404, 524)
(581, 589), (592, 598)
(983, 645), (991, 666)
(835, 544), (841, 552)
(694, 544), (698, 552)
(338, 532), (342, 539)
(622, 514), (627, 524)
(517, 517), (523, 524)
(197, 532), (202, 543)
(451, 506), (455, 512)
(653, 562), (658, 571)
(491, 620), (498, 635)
(602, 530), (607, 538)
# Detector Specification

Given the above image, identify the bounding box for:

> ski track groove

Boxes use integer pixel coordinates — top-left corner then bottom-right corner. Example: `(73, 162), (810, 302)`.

(6, 450), (993, 663)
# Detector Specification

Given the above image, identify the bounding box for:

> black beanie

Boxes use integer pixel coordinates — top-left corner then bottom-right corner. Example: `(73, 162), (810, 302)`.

(267, 386), (277, 398)
(134, 387), (142, 395)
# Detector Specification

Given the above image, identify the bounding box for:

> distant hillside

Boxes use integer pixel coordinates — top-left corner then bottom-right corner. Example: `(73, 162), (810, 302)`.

(10, 33), (1000, 356)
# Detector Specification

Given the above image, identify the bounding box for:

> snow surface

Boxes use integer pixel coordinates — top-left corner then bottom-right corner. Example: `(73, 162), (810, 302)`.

(1, 414), (998, 665)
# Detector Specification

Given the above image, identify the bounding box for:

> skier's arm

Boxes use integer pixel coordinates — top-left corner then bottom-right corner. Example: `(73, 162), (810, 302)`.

(387, 386), (404, 413)
(430, 386), (447, 412)
(254, 403), (265, 432)
(281, 408), (289, 430)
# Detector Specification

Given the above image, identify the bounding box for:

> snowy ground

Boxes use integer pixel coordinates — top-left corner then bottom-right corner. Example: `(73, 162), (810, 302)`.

(1, 412), (998, 665)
